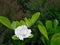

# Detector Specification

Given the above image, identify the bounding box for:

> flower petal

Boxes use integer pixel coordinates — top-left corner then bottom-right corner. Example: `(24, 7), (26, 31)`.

(19, 36), (24, 40)
(14, 25), (32, 40)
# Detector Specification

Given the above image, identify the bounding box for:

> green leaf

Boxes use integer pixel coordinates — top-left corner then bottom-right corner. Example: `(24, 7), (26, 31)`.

(11, 21), (25, 29)
(0, 16), (11, 29)
(55, 12), (60, 19)
(54, 19), (58, 29)
(20, 20), (25, 26)
(11, 21), (16, 29)
(28, 34), (34, 38)
(46, 20), (52, 30)
(30, 12), (40, 27)
(11, 21), (20, 29)
(40, 36), (46, 45)
(38, 21), (49, 40)
(12, 35), (23, 45)
(11, 20), (26, 29)
(24, 17), (31, 27)
(24, 12), (40, 27)
(12, 35), (19, 40)
(0, 43), (4, 45)
(15, 21), (20, 27)
(14, 40), (23, 45)
(56, 26), (60, 32)
(50, 33), (60, 45)
(46, 20), (53, 34)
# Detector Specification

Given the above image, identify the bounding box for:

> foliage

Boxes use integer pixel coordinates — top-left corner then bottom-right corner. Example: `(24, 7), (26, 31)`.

(38, 19), (60, 45)
(24, 12), (40, 27)
(38, 21), (49, 40)
(0, 16), (11, 29)
(0, 0), (60, 45)
(50, 33), (60, 45)
(0, 12), (40, 45)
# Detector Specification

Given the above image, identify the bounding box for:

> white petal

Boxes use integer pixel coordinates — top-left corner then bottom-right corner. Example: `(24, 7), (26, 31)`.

(15, 25), (27, 30)
(14, 25), (32, 40)
(24, 29), (31, 38)
(21, 25), (27, 30)
(27, 29), (31, 34)
(19, 36), (24, 40)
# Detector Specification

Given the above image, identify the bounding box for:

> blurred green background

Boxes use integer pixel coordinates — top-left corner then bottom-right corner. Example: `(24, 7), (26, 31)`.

(0, 0), (60, 45)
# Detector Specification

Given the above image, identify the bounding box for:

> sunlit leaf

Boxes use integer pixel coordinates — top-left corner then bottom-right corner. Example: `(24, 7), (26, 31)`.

(38, 21), (49, 40)
(24, 12), (40, 27)
(0, 16), (11, 29)
(24, 17), (31, 27)
(12, 35), (19, 40)
(20, 20), (25, 25)
(11, 21), (16, 29)
(11, 21), (20, 29)
(30, 12), (40, 27)
(15, 21), (20, 27)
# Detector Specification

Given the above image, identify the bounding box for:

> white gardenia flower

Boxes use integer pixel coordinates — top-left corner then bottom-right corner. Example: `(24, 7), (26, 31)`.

(15, 25), (32, 40)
